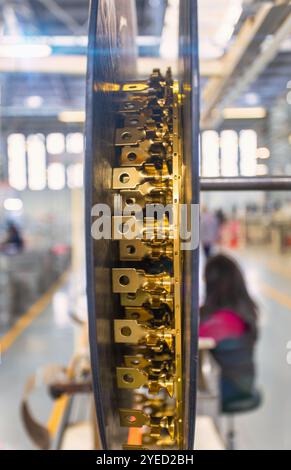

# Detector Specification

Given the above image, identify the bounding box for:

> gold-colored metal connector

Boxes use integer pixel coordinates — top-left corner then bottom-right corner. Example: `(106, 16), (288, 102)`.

(114, 320), (175, 352)
(119, 409), (176, 444)
(116, 367), (174, 397)
(112, 269), (173, 295)
(119, 239), (173, 261)
(112, 69), (184, 450)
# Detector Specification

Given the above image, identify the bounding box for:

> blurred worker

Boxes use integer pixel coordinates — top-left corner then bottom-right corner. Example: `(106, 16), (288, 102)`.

(199, 254), (258, 409)
(215, 209), (227, 245)
(215, 209), (226, 228)
(228, 206), (240, 249)
(200, 206), (219, 258)
(0, 222), (24, 254)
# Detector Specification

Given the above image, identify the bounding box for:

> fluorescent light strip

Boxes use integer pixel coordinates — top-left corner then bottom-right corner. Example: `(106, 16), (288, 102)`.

(0, 44), (52, 58)
(0, 35), (88, 46)
(4, 198), (23, 212)
(223, 107), (267, 119)
(58, 111), (85, 123)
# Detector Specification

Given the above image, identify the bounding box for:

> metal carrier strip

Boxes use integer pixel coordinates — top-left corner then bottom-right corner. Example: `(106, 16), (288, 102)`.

(172, 83), (183, 448)
(111, 70), (184, 450)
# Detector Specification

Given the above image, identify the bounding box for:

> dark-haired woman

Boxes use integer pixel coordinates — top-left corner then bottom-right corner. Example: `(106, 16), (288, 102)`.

(199, 254), (259, 410)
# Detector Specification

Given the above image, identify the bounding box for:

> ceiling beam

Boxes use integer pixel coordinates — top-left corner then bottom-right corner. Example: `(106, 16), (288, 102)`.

(214, 12), (291, 127)
(201, 2), (274, 128)
(35, 0), (85, 35)
(200, 59), (225, 78)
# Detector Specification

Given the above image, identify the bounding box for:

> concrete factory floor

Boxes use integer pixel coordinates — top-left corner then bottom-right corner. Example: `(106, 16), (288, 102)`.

(0, 274), (74, 450)
(228, 248), (291, 450)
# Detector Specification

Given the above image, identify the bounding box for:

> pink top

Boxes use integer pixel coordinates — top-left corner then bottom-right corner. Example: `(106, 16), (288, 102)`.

(199, 309), (247, 343)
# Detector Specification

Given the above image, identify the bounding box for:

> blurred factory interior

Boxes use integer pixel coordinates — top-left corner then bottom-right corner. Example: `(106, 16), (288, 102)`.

(1, 0), (291, 451)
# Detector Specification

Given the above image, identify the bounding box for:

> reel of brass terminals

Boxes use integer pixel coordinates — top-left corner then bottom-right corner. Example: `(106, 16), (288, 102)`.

(85, 0), (200, 450)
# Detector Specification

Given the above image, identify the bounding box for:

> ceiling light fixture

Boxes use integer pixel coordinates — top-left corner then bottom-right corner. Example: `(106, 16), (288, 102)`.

(222, 107), (267, 120)
(25, 96), (44, 109)
(0, 44), (52, 58)
(257, 147), (270, 159)
(58, 111), (85, 123)
(3, 198), (23, 212)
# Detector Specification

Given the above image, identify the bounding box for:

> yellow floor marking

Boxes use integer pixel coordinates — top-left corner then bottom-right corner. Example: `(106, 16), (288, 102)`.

(256, 258), (291, 279)
(0, 270), (69, 354)
(220, 249), (291, 310)
(235, 247), (291, 280)
(46, 358), (78, 441)
(259, 281), (291, 310)
(47, 395), (70, 438)
(242, 251), (291, 279)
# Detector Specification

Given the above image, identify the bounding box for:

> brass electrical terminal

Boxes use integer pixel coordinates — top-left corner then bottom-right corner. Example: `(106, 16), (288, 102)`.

(116, 114), (172, 144)
(120, 140), (153, 167)
(116, 367), (174, 396)
(112, 163), (171, 191)
(133, 394), (175, 416)
(119, 239), (173, 261)
(120, 291), (173, 312)
(124, 355), (151, 369)
(114, 320), (175, 352)
(115, 127), (146, 147)
(112, 216), (174, 242)
(124, 307), (171, 327)
(119, 409), (176, 443)
(112, 163), (172, 207)
(120, 141), (172, 167)
(124, 354), (172, 371)
(120, 189), (173, 209)
(112, 269), (173, 295)
(118, 99), (147, 115)
(124, 354), (172, 373)
(124, 307), (155, 323)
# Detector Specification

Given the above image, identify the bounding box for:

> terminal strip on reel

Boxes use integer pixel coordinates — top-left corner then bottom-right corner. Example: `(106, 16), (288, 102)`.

(112, 69), (184, 450)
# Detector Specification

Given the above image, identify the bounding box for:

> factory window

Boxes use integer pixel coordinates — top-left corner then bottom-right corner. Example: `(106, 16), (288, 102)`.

(66, 133), (84, 154)
(67, 163), (84, 188)
(46, 133), (65, 155)
(27, 134), (46, 190)
(47, 163), (66, 190)
(7, 133), (27, 190)
(220, 130), (239, 177)
(201, 131), (220, 177)
(240, 130), (257, 177)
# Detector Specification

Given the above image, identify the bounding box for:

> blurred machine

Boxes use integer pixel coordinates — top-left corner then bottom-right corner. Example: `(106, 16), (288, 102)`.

(85, 0), (200, 450)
